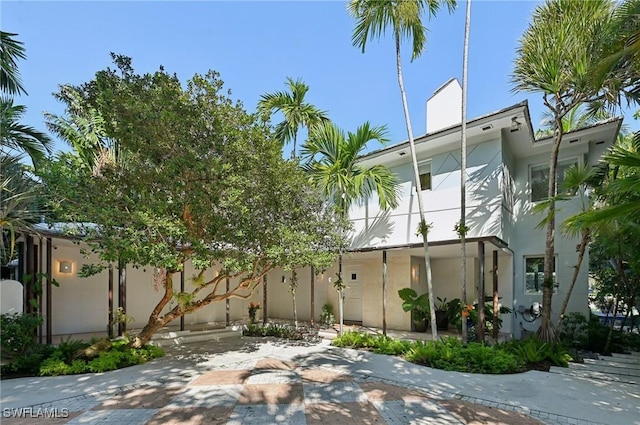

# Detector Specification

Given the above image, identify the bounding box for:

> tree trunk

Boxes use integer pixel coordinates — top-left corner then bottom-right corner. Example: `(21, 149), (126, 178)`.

(537, 115), (564, 343)
(131, 316), (173, 348)
(291, 269), (298, 328)
(460, 0), (472, 345)
(395, 34), (437, 340)
(338, 254), (344, 335)
(557, 229), (590, 329)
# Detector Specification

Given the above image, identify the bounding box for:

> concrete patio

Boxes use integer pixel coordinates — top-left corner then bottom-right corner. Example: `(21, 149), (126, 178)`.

(1, 335), (638, 425)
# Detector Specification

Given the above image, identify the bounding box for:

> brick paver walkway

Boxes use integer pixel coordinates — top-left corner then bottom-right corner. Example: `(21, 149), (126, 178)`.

(2, 357), (544, 425)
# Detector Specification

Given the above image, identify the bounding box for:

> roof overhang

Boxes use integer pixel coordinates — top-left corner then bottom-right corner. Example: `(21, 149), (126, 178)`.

(358, 101), (532, 168)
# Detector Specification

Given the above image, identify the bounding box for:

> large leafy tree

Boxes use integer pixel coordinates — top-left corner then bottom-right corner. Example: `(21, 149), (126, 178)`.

(40, 56), (344, 347)
(349, 0), (456, 339)
(257, 77), (329, 159)
(512, 0), (628, 342)
(302, 121), (399, 333)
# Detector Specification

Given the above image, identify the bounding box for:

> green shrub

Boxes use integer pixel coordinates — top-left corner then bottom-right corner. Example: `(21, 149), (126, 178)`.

(57, 337), (90, 363)
(1, 344), (55, 375)
(39, 357), (88, 376)
(405, 340), (438, 365)
(559, 313), (589, 349)
(243, 323), (309, 340)
(372, 335), (411, 355)
(4, 340), (164, 377)
(319, 303), (336, 327)
(501, 336), (572, 367)
(0, 313), (43, 358)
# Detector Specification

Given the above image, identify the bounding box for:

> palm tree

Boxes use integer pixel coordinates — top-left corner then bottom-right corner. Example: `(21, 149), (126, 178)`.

(459, 0), (472, 344)
(44, 84), (122, 174)
(0, 31), (27, 96)
(535, 105), (609, 139)
(0, 31), (52, 165)
(349, 0), (456, 339)
(1, 98), (52, 166)
(302, 121), (400, 334)
(551, 164), (603, 328)
(571, 132), (640, 224)
(512, 0), (623, 342)
(0, 153), (40, 266)
(257, 77), (329, 159)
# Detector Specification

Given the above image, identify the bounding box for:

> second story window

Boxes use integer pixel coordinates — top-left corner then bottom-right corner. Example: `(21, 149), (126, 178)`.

(418, 162), (431, 191)
(530, 158), (578, 202)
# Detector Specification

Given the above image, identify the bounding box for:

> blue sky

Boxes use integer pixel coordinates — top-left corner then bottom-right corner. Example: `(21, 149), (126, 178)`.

(3, 0), (639, 157)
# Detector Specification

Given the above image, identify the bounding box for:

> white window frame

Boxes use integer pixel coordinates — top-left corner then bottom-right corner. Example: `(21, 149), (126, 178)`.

(418, 161), (432, 191)
(529, 157), (579, 202)
(524, 255), (558, 294)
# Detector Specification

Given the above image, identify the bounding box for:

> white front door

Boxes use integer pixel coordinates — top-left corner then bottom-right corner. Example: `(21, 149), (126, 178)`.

(343, 268), (362, 322)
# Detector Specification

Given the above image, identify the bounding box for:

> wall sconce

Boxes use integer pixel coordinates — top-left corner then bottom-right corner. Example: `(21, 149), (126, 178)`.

(59, 261), (73, 274)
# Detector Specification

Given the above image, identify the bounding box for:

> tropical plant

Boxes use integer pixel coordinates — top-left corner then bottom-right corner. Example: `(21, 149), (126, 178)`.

(1, 98), (52, 166)
(511, 0), (626, 342)
(549, 164), (603, 328)
(0, 31), (27, 95)
(349, 0), (457, 341)
(319, 303), (336, 327)
(0, 31), (52, 165)
(0, 154), (41, 266)
(303, 121), (399, 333)
(44, 84), (123, 174)
(257, 77), (329, 159)
(398, 288), (430, 331)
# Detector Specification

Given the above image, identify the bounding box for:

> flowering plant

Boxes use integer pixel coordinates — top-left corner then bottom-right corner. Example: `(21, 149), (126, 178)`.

(248, 302), (261, 323)
(461, 304), (474, 318)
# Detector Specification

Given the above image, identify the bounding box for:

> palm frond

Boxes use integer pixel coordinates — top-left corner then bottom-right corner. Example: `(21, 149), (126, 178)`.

(0, 31), (27, 95)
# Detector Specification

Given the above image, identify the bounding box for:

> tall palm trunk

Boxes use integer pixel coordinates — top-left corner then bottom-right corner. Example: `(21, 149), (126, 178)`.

(395, 34), (437, 340)
(556, 228), (590, 329)
(460, 0), (471, 345)
(538, 115), (564, 343)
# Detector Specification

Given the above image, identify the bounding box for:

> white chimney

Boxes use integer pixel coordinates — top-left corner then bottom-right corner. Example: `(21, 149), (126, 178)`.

(426, 78), (462, 133)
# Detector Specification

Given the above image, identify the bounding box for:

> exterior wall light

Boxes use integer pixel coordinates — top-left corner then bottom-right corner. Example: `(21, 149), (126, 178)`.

(59, 261), (73, 274)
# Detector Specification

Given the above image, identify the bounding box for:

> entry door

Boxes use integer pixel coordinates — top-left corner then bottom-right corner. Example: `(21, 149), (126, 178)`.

(343, 268), (362, 322)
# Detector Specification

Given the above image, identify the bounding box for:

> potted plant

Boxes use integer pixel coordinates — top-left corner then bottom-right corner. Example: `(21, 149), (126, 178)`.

(248, 302), (261, 324)
(398, 288), (430, 332)
(435, 297), (451, 331)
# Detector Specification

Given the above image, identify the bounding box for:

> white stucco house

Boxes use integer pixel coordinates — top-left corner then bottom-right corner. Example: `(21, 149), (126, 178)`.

(3, 79), (622, 342)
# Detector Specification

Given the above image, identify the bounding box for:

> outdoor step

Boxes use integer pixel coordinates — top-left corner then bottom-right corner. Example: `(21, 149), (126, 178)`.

(610, 352), (640, 363)
(549, 366), (638, 385)
(567, 362), (640, 377)
(583, 358), (640, 370)
(150, 328), (242, 347)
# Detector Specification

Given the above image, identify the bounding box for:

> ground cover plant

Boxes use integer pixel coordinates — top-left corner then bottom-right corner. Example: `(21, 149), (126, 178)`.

(243, 323), (319, 342)
(1, 314), (164, 378)
(332, 331), (573, 374)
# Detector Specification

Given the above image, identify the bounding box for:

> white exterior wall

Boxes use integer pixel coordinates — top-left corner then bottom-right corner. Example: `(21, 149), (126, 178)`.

(426, 79), (462, 133)
(512, 144), (590, 338)
(350, 138), (505, 249)
(0, 280), (23, 314)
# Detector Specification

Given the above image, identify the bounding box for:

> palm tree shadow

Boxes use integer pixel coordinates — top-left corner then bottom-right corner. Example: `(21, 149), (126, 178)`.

(349, 209), (394, 249)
